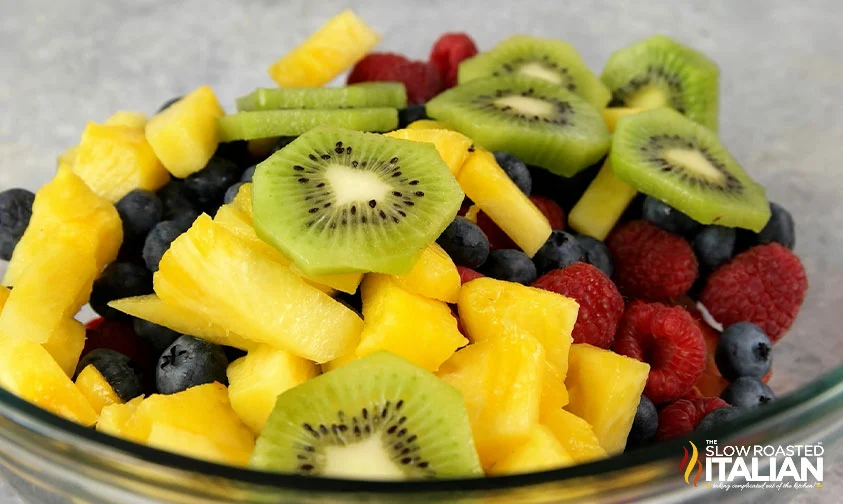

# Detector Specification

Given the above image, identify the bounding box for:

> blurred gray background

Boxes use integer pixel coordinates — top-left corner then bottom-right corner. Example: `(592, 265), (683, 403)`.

(1, 0), (842, 502)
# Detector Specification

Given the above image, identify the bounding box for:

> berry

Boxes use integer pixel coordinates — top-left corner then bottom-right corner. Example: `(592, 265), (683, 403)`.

(398, 105), (429, 128)
(533, 263), (623, 349)
(613, 302), (707, 404)
(699, 243), (807, 342)
(76, 349), (143, 402)
(240, 165), (256, 183)
(478, 249), (537, 285)
(529, 195), (565, 230)
(656, 397), (729, 440)
(89, 262), (153, 320)
(721, 377), (775, 408)
(156, 335), (228, 395)
(642, 196), (700, 236)
(693, 225), (736, 270)
(347, 53), (442, 105)
(532, 230), (585, 275)
(696, 406), (744, 432)
(115, 189), (164, 246)
(429, 32), (478, 88)
(224, 182), (246, 205)
(626, 395), (658, 447)
(456, 266), (484, 284)
(157, 180), (200, 220)
(607, 220), (698, 301)
(476, 211), (517, 250)
(715, 322), (772, 381)
(82, 318), (151, 369)
(156, 96), (182, 113)
(577, 235), (613, 277)
(133, 318), (181, 354)
(436, 217), (490, 268)
(0, 188), (35, 260)
(493, 152), (532, 195)
(755, 202), (795, 250)
(184, 156), (242, 209)
(143, 220), (191, 272)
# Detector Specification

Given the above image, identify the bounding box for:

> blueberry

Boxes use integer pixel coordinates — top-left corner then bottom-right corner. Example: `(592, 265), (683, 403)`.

(156, 96), (182, 113)
(184, 157), (242, 209)
(143, 220), (191, 272)
(715, 322), (772, 381)
(133, 318), (180, 354)
(577, 235), (613, 277)
(532, 230), (585, 275)
(398, 105), (428, 128)
(693, 225), (736, 270)
(0, 188), (35, 260)
(493, 152), (531, 196)
(436, 217), (490, 268)
(76, 349), (143, 402)
(157, 180), (200, 220)
(721, 377), (775, 408)
(642, 196), (700, 236)
(626, 395), (658, 447)
(240, 165), (256, 183)
(156, 335), (228, 394)
(115, 189), (164, 245)
(756, 202), (795, 250)
(223, 346), (248, 363)
(479, 249), (537, 285)
(224, 182), (246, 205)
(90, 262), (153, 320)
(529, 161), (601, 212)
(696, 406), (744, 432)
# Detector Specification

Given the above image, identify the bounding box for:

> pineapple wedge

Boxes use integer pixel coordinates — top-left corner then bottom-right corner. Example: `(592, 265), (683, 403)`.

(568, 159), (638, 240)
(541, 407), (608, 464)
(385, 128), (473, 176)
(488, 425), (575, 475)
(76, 364), (122, 415)
(390, 243), (461, 303)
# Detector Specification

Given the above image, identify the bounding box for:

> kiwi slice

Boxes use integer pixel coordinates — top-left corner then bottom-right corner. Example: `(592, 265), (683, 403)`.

(217, 109), (398, 142)
(250, 351), (483, 479)
(236, 83), (408, 112)
(611, 108), (770, 231)
(601, 35), (719, 130)
(252, 126), (464, 275)
(458, 35), (611, 109)
(426, 75), (610, 177)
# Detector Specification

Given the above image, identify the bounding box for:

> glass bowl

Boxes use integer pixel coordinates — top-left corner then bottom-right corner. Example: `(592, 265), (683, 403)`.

(1, 1), (842, 502)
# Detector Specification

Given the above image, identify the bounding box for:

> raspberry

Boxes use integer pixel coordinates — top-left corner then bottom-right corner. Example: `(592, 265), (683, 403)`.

(476, 211), (517, 250)
(429, 33), (478, 89)
(613, 302), (707, 404)
(85, 317), (105, 331)
(457, 265), (484, 284)
(699, 243), (807, 343)
(533, 263), (623, 349)
(657, 397), (728, 440)
(607, 220), (698, 301)
(348, 53), (442, 104)
(82, 319), (152, 368)
(529, 195), (566, 230)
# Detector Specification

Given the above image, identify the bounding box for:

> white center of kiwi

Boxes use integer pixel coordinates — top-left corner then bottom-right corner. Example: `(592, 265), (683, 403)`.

(321, 435), (406, 480)
(626, 85), (669, 109)
(324, 164), (392, 206)
(663, 148), (727, 184)
(517, 62), (564, 84)
(494, 95), (555, 118)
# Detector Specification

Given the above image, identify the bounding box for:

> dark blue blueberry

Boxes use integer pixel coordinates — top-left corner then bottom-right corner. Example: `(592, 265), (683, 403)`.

(528, 160), (600, 212)
(89, 262), (153, 320)
(156, 96), (182, 113)
(436, 217), (490, 268)
(577, 235), (613, 277)
(479, 249), (537, 285)
(721, 377), (775, 408)
(223, 346), (248, 363)
(693, 225), (736, 270)
(240, 165), (257, 183)
(224, 182), (246, 205)
(76, 349), (143, 402)
(143, 220), (191, 272)
(184, 156), (242, 209)
(133, 318), (180, 354)
(0, 188), (35, 260)
(214, 142), (250, 168)
(696, 406), (744, 432)
(493, 152), (532, 196)
(156, 335), (228, 394)
(756, 202), (795, 250)
(157, 180), (200, 220)
(642, 196), (700, 236)
(398, 105), (428, 128)
(715, 322), (772, 381)
(272, 137), (297, 153)
(115, 189), (163, 245)
(532, 230), (585, 275)
(626, 395), (658, 447)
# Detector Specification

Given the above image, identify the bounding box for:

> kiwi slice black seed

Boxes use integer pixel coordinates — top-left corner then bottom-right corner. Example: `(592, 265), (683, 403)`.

(252, 126), (464, 275)
(458, 35), (611, 109)
(249, 351), (483, 479)
(217, 108), (398, 142)
(426, 74), (610, 177)
(611, 108), (770, 231)
(601, 35), (719, 130)
(236, 83), (407, 112)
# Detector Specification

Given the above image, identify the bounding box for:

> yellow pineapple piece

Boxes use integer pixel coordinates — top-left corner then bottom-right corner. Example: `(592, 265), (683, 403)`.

(268, 9), (380, 88)
(75, 364), (122, 415)
(406, 119), (451, 130)
(227, 345), (319, 434)
(145, 85), (225, 178)
(103, 110), (148, 130)
(320, 350), (358, 373)
(391, 243), (460, 303)
(464, 204), (481, 223)
(146, 422), (233, 465)
(41, 318), (86, 377)
(458, 149), (551, 256)
(541, 408), (608, 463)
(98, 396), (143, 439)
(58, 146), (79, 167)
(602, 107), (643, 133)
(488, 425), (575, 475)
(541, 360), (569, 412)
(568, 159), (638, 240)
(385, 128), (473, 176)
(565, 344), (650, 455)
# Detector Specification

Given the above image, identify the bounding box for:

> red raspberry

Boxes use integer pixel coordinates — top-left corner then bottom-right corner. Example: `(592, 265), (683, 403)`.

(476, 211), (517, 250)
(533, 263), (623, 349)
(348, 53), (442, 105)
(457, 266), (484, 284)
(429, 33), (478, 89)
(699, 243), (807, 343)
(82, 319), (152, 367)
(613, 302), (707, 404)
(607, 220), (698, 301)
(657, 397), (729, 441)
(85, 317), (105, 331)
(529, 196), (566, 230)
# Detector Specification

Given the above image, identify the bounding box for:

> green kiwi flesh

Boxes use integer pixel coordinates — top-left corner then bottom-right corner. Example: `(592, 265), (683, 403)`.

(236, 83), (408, 112)
(611, 108), (770, 231)
(458, 35), (611, 109)
(601, 35), (719, 130)
(426, 75), (611, 177)
(217, 108), (398, 142)
(249, 351), (483, 480)
(252, 126), (464, 275)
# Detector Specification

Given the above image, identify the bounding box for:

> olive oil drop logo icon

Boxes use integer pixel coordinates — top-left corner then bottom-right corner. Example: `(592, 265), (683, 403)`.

(681, 441), (703, 486)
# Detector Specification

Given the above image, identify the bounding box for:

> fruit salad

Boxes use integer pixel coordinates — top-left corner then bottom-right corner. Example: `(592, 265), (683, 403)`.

(0, 8), (807, 480)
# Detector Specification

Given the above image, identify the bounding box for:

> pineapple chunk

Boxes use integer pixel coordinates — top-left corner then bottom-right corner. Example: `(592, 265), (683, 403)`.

(391, 243), (461, 303)
(145, 85), (225, 178)
(565, 344), (650, 455)
(41, 318), (86, 377)
(488, 425), (575, 475)
(227, 345), (319, 434)
(147, 422), (233, 465)
(406, 119), (451, 131)
(76, 364), (122, 414)
(58, 146), (79, 167)
(602, 107), (643, 133)
(103, 110), (148, 130)
(568, 159), (638, 240)
(464, 204), (481, 223)
(268, 9), (380, 88)
(155, 215), (362, 362)
(98, 396), (143, 439)
(457, 149), (551, 256)
(541, 408), (608, 464)
(385, 128), (473, 176)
